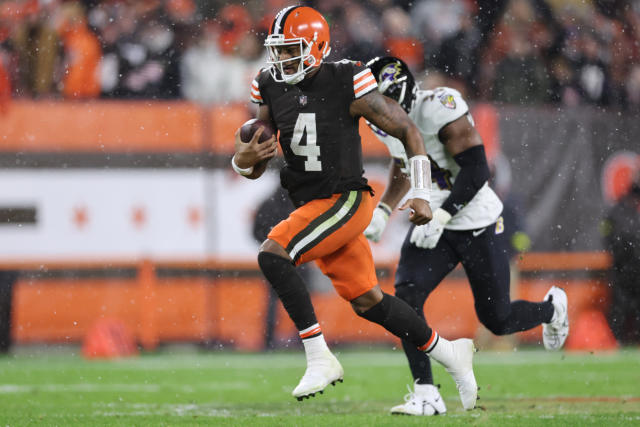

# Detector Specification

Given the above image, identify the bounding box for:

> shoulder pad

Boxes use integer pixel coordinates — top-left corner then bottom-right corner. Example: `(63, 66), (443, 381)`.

(412, 87), (469, 134)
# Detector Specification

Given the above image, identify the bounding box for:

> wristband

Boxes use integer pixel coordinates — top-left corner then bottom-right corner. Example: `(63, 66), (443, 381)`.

(409, 155), (431, 201)
(377, 202), (392, 217)
(231, 155), (254, 176)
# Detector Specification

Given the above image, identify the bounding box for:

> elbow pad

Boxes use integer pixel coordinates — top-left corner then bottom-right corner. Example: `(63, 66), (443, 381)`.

(440, 145), (491, 215)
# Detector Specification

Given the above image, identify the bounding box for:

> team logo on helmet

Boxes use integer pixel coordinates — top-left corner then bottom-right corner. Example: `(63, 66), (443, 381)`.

(367, 56), (417, 113)
(439, 93), (456, 109)
(380, 63), (403, 86)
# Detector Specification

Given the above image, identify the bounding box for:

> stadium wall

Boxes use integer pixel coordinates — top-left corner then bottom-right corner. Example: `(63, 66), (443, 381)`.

(0, 100), (632, 349)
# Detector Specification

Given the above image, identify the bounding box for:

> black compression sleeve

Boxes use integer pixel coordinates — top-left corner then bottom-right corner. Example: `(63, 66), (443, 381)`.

(356, 293), (432, 348)
(440, 145), (491, 216)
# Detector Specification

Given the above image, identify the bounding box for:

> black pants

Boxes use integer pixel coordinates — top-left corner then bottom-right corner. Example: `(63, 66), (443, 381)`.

(394, 221), (553, 384)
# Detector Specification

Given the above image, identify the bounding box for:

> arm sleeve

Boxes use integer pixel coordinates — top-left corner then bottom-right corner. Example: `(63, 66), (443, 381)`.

(439, 145), (491, 216)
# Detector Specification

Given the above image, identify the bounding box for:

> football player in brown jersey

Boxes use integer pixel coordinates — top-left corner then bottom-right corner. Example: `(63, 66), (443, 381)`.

(231, 5), (478, 410)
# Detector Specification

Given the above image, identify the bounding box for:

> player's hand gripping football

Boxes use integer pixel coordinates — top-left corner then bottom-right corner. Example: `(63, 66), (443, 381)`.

(399, 198), (432, 225)
(233, 126), (278, 169)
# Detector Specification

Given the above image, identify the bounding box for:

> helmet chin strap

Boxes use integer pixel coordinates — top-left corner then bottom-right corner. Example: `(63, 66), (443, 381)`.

(283, 73), (305, 84)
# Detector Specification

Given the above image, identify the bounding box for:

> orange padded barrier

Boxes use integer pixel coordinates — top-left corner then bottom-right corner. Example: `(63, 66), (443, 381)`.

(0, 100), (204, 152)
(13, 278), (139, 342)
(7, 253), (613, 351)
(207, 103), (251, 152)
(516, 251), (611, 272)
(0, 100), (396, 156)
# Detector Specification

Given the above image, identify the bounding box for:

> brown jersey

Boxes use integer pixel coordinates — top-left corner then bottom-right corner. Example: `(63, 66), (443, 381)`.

(250, 60), (378, 207)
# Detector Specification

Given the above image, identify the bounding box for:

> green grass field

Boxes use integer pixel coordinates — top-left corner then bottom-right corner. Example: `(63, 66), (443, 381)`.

(0, 346), (639, 426)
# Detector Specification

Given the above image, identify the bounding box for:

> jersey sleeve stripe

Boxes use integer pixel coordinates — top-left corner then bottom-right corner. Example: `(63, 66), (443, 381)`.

(353, 69), (378, 98)
(354, 74), (375, 90)
(353, 68), (372, 82)
(354, 79), (377, 98)
(250, 79), (263, 103)
(250, 92), (263, 103)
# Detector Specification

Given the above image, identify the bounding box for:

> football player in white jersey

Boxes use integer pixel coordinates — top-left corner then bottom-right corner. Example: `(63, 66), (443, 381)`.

(364, 57), (570, 416)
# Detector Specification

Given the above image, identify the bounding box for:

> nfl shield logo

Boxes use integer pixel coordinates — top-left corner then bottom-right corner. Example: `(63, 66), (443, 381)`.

(439, 93), (456, 109)
(298, 95), (307, 107)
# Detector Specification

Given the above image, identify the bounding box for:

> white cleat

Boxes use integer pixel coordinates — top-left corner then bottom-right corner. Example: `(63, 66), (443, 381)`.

(292, 350), (344, 401)
(443, 338), (478, 410)
(543, 286), (569, 351)
(390, 383), (446, 416)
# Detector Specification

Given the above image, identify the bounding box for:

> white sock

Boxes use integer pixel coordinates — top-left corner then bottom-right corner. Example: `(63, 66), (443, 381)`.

(426, 336), (454, 369)
(300, 324), (329, 360)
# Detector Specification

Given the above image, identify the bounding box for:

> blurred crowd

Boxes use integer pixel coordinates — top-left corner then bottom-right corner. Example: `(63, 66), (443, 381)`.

(1, 0), (640, 110)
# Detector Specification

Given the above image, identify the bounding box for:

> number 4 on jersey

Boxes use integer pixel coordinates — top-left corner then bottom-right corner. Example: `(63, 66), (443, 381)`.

(291, 113), (322, 171)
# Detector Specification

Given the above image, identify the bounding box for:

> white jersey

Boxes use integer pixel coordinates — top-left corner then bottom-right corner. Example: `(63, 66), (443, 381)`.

(368, 87), (503, 230)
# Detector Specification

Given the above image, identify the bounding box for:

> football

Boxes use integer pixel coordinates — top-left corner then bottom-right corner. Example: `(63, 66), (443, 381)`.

(239, 119), (275, 143)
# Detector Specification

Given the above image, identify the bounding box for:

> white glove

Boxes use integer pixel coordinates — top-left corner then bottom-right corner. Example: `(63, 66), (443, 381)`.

(364, 203), (391, 242)
(410, 208), (452, 249)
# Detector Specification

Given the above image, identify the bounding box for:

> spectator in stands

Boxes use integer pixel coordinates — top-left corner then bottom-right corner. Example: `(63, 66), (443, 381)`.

(11, 0), (61, 97)
(180, 20), (221, 104)
(56, 1), (101, 99)
(492, 31), (550, 104)
(603, 171), (640, 345)
(627, 64), (640, 112)
(0, 4), (18, 111)
(410, 0), (468, 52)
(341, 2), (385, 62)
(433, 3), (481, 91)
(381, 7), (423, 70)
(574, 31), (610, 105)
(97, 1), (183, 99)
(0, 28), (12, 113)
(181, 7), (262, 105)
(216, 4), (251, 55)
(487, 0), (552, 104)
(92, 1), (137, 98)
(547, 55), (581, 106)
(132, 14), (182, 99)
(1, 0), (640, 110)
